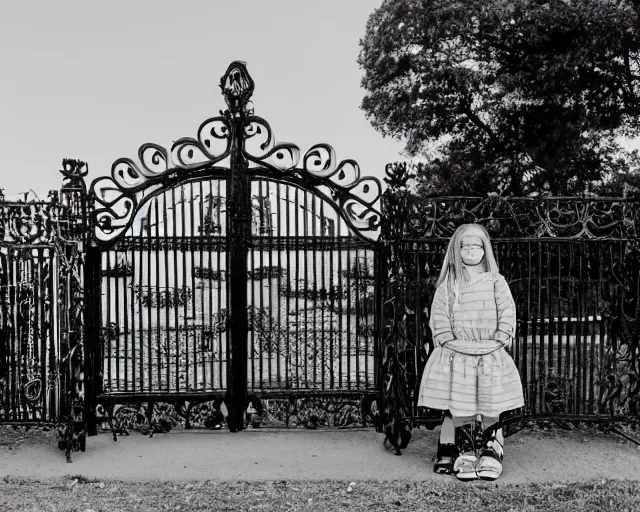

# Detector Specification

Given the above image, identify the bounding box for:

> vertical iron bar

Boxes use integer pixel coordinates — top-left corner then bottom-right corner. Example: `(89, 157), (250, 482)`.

(414, 252), (422, 394)
(198, 181), (206, 390)
(589, 242), (597, 414)
(134, 217), (142, 393)
(215, 180), (222, 390)
(251, 180), (264, 389)
(311, 193), (318, 387)
(204, 181), (212, 390)
(105, 252), (113, 391)
(207, 181), (215, 390)
(189, 182), (197, 391)
(598, 244), (607, 414)
(524, 242), (532, 413)
(303, 190), (309, 387)
(34, 249), (43, 421)
(328, 212), (335, 390)
(123, 248), (131, 392)
(584, 242), (592, 414)
(374, 241), (384, 399)
(557, 243), (563, 398)
(171, 188), (180, 392)
(115, 250), (124, 391)
(567, 243), (575, 414)
(15, 255), (22, 421)
(9, 249), (16, 420)
(337, 221), (344, 389)
(354, 246), (361, 390)
(266, 181), (274, 388)
(319, 198), (326, 389)
(44, 250), (52, 421)
(84, 244), (102, 436)
(265, 181), (273, 388)
(535, 242), (542, 414)
(545, 243), (551, 414)
(519, 243), (529, 409)
(576, 242), (584, 415)
(295, 187), (300, 389)
(285, 185), (291, 388)
(275, 182), (282, 387)
(180, 185), (189, 392)
(346, 227), (352, 390)
(514, 243), (522, 372)
(250, 189), (256, 391)
(161, 195), (171, 391)
(152, 199), (160, 391)
(0, 250), (7, 422)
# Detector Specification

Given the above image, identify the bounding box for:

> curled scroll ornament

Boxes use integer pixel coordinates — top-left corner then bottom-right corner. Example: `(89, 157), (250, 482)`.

(242, 116), (383, 236)
(92, 110), (382, 243)
(90, 115), (232, 244)
(90, 59), (382, 243)
(382, 162), (640, 240)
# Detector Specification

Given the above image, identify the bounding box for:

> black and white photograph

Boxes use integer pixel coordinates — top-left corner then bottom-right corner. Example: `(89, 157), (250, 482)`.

(1, 0), (640, 510)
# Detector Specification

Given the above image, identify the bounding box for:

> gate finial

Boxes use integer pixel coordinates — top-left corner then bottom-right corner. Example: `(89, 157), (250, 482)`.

(60, 158), (88, 190)
(219, 61), (255, 116)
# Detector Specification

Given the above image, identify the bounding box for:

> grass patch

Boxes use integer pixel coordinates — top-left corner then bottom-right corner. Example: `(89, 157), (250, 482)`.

(0, 478), (638, 512)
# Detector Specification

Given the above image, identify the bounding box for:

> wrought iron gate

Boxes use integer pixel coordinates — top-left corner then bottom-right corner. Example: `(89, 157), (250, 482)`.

(85, 62), (383, 433)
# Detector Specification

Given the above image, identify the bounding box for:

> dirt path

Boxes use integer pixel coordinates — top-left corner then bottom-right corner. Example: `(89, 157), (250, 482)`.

(1, 427), (639, 484)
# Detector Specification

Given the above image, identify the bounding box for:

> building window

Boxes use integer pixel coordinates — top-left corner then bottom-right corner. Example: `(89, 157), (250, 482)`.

(252, 195), (273, 235)
(323, 218), (335, 237)
(201, 195), (225, 235)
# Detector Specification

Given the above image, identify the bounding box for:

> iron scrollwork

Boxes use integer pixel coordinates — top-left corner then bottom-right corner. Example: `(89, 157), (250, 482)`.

(88, 61), (384, 246)
(384, 163), (640, 241)
(0, 162), (88, 461)
(0, 201), (64, 245)
(94, 394), (378, 436)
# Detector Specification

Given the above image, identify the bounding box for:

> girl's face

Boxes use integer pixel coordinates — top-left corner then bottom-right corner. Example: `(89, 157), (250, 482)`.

(460, 234), (485, 266)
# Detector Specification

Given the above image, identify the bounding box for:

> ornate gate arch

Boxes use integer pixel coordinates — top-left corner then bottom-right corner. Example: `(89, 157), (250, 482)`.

(85, 61), (384, 434)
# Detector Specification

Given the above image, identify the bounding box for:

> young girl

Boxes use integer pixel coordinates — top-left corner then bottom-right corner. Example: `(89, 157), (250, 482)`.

(418, 223), (524, 480)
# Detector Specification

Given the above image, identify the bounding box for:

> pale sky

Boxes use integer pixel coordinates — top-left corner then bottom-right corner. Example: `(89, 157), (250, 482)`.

(0, 0), (405, 199)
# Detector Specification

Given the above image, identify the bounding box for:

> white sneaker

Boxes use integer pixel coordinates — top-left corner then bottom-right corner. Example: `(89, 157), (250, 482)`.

(476, 438), (504, 481)
(476, 452), (503, 480)
(453, 452), (478, 480)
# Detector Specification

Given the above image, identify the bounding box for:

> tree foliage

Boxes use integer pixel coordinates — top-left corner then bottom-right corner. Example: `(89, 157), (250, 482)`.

(358, 0), (640, 196)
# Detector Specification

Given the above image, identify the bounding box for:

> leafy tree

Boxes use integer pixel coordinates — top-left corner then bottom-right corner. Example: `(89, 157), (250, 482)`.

(358, 0), (640, 196)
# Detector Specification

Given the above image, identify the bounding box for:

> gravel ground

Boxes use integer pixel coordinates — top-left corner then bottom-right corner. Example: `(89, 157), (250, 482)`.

(1, 424), (640, 510)
(1, 425), (639, 484)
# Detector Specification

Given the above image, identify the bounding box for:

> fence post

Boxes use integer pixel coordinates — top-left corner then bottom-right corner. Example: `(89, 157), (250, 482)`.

(374, 238), (387, 432)
(82, 245), (101, 436)
(379, 163), (416, 425)
(221, 61), (254, 432)
(59, 159), (93, 437)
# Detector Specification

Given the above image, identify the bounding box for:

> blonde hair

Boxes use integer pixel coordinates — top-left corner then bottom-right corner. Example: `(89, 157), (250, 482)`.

(436, 223), (499, 312)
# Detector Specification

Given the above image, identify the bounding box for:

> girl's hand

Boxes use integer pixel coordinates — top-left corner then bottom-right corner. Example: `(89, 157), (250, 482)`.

(493, 330), (510, 346)
(439, 337), (454, 347)
(494, 330), (510, 341)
